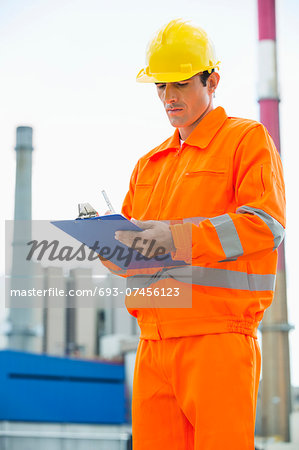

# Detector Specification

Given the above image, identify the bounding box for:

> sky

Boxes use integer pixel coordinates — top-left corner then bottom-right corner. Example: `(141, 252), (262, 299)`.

(1, 0), (299, 384)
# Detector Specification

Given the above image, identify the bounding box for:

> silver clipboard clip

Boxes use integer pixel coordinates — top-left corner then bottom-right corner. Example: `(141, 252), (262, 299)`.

(77, 203), (99, 219)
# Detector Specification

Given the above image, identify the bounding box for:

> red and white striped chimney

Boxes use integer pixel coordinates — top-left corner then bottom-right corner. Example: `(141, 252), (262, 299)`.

(257, 0), (292, 441)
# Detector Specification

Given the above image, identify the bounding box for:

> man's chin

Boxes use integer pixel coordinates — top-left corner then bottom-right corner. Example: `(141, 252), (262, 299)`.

(167, 117), (186, 128)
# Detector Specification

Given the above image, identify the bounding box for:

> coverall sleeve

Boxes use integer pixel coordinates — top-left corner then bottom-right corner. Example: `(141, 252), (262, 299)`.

(170, 124), (286, 264)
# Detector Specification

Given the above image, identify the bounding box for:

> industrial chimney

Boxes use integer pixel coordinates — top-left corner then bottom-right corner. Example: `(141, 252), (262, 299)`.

(7, 126), (39, 352)
(257, 0), (293, 441)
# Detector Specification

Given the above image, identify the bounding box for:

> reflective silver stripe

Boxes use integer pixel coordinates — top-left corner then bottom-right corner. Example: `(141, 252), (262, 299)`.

(237, 206), (285, 250)
(191, 267), (275, 291)
(209, 214), (244, 260)
(127, 266), (275, 292)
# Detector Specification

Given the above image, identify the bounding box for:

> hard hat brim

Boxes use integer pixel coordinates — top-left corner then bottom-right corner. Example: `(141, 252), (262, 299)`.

(136, 68), (198, 83)
(136, 63), (220, 83)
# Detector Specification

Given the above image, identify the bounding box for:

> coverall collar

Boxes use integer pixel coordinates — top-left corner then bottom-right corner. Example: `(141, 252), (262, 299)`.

(185, 106), (228, 148)
(147, 106), (228, 160)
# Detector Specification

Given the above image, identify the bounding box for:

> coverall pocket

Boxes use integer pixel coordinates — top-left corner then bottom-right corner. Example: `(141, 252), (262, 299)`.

(132, 184), (153, 218)
(181, 169), (229, 216)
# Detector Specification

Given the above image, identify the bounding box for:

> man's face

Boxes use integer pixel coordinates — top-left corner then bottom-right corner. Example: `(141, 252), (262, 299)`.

(155, 74), (213, 129)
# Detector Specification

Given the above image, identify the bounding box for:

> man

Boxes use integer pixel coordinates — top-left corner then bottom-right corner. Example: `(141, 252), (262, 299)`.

(106, 19), (286, 450)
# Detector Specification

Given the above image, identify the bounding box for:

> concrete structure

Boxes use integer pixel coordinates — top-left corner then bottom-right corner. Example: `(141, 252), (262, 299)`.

(66, 268), (98, 357)
(290, 410), (299, 445)
(42, 266), (66, 355)
(292, 386), (299, 412)
(257, 0), (293, 441)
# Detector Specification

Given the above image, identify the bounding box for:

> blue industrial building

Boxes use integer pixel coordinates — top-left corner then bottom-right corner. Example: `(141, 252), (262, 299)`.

(0, 350), (126, 424)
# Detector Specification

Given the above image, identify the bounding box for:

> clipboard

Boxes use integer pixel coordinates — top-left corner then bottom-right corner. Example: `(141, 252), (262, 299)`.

(51, 214), (187, 270)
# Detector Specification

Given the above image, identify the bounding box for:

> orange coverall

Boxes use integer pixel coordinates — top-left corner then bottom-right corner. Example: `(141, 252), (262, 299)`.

(108, 106), (286, 449)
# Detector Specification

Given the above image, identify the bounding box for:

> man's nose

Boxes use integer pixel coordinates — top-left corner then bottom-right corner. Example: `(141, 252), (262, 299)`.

(164, 84), (177, 104)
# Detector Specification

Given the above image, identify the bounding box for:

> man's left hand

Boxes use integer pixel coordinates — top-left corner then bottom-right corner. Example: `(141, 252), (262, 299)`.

(115, 219), (176, 258)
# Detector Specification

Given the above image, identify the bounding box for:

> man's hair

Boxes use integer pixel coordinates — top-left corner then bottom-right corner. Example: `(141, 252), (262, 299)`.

(199, 69), (215, 86)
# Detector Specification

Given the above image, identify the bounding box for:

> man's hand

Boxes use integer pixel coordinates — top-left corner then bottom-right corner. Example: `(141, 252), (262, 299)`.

(115, 219), (176, 259)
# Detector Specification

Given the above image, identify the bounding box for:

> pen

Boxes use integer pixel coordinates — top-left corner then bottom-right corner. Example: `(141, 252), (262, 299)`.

(101, 190), (116, 214)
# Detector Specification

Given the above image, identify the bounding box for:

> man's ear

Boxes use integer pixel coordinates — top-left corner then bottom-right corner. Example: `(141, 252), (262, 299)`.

(208, 72), (220, 93)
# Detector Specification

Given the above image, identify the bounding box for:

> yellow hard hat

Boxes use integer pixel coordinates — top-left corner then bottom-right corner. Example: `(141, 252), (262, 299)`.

(136, 19), (220, 83)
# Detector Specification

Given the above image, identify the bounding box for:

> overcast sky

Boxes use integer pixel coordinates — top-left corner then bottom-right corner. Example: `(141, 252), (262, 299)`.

(1, 0), (298, 384)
